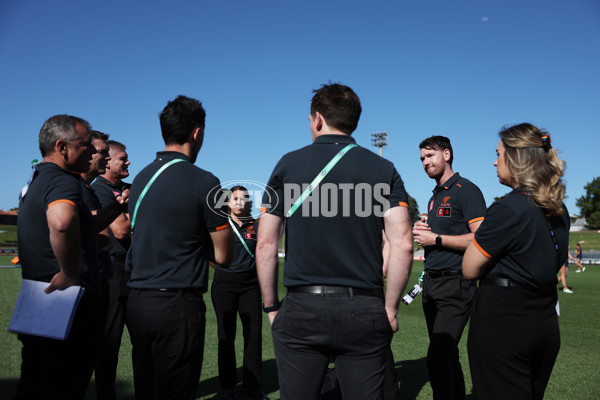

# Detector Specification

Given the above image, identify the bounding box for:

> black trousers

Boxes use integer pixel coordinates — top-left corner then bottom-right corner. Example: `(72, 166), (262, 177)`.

(467, 284), (560, 400)
(14, 291), (103, 400)
(95, 255), (130, 400)
(422, 273), (477, 400)
(127, 289), (206, 400)
(384, 348), (401, 400)
(273, 291), (393, 400)
(211, 269), (263, 391)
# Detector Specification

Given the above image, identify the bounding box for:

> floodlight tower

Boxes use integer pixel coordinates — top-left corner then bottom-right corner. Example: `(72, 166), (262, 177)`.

(371, 131), (389, 157)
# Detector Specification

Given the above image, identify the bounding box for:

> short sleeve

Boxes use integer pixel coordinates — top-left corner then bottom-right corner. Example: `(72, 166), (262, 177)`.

(388, 168), (409, 209)
(45, 174), (82, 210)
(81, 184), (101, 211)
(473, 201), (517, 259)
(199, 173), (229, 232)
(462, 183), (487, 224)
(261, 158), (285, 217)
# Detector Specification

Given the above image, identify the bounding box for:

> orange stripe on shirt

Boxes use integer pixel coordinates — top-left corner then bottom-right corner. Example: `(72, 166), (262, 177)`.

(48, 199), (77, 209)
(469, 216), (484, 224)
(473, 237), (492, 259)
(398, 201), (409, 208)
(215, 223), (229, 231)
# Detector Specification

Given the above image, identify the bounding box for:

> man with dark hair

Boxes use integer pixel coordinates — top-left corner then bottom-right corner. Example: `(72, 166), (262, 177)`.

(257, 83), (414, 399)
(127, 95), (232, 399)
(91, 138), (132, 399)
(15, 115), (104, 399)
(81, 130), (120, 282)
(413, 135), (486, 400)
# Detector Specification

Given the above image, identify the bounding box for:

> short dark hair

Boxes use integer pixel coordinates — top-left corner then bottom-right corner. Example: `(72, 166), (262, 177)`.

(106, 139), (126, 152)
(419, 135), (454, 166)
(160, 95), (206, 145)
(39, 114), (91, 157)
(90, 130), (109, 141)
(310, 83), (361, 135)
(230, 185), (249, 194)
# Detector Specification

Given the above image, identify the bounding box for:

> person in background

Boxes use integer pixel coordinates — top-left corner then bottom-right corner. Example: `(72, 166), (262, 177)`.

(91, 139), (132, 400)
(573, 242), (585, 272)
(80, 130), (118, 285)
(413, 135), (486, 400)
(463, 123), (569, 400)
(557, 259), (573, 293)
(211, 185), (269, 400)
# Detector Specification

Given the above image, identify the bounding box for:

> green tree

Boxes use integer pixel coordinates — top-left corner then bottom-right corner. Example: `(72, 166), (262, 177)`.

(407, 193), (420, 224)
(576, 177), (600, 229)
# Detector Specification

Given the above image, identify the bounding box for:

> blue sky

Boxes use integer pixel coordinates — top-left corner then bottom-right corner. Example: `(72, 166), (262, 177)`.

(1, 0), (598, 216)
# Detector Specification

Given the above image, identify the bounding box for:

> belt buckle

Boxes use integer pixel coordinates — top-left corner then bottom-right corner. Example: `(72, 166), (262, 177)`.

(322, 286), (338, 295)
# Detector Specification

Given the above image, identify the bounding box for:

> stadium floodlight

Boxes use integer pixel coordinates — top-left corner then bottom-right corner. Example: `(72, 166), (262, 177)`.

(371, 132), (389, 157)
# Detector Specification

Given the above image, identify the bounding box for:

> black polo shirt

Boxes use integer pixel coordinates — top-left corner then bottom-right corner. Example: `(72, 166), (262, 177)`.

(127, 151), (228, 290)
(17, 162), (101, 293)
(262, 134), (409, 289)
(424, 173), (486, 271)
(91, 175), (131, 256)
(80, 178), (113, 280)
(473, 189), (570, 289)
(80, 178), (101, 212)
(215, 218), (257, 273)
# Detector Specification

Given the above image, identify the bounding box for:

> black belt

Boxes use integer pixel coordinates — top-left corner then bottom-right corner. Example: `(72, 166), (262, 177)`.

(425, 269), (462, 279)
(135, 287), (204, 295)
(479, 276), (556, 296)
(288, 285), (383, 298)
(480, 276), (555, 295)
(481, 276), (524, 289)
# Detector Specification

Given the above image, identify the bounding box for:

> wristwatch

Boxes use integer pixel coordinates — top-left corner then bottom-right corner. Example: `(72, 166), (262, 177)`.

(435, 234), (442, 247)
(262, 301), (281, 313)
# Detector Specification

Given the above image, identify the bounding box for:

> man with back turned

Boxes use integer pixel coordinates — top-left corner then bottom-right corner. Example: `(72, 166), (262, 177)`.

(257, 83), (414, 400)
(126, 95), (232, 400)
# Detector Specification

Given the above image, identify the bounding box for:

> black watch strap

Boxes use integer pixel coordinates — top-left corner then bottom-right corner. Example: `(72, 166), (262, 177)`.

(435, 234), (442, 247)
(262, 301), (281, 313)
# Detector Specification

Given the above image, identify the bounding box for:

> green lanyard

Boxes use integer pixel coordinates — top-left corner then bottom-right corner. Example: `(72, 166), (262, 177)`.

(229, 218), (254, 258)
(286, 143), (357, 218)
(131, 159), (185, 229)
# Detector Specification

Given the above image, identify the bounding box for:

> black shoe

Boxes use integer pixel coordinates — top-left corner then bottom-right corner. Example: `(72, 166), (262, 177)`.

(223, 388), (238, 399)
(246, 389), (270, 400)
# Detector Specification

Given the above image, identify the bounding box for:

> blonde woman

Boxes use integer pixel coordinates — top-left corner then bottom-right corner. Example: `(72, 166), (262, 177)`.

(463, 123), (569, 400)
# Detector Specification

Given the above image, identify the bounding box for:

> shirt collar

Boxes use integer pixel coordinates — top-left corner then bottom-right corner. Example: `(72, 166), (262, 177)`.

(156, 151), (192, 163)
(94, 175), (125, 190)
(313, 134), (356, 145)
(434, 172), (461, 194)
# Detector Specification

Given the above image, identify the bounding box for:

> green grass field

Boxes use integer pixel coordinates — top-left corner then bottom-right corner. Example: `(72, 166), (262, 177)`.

(569, 230), (600, 251)
(1, 260), (599, 400)
(0, 225), (17, 246)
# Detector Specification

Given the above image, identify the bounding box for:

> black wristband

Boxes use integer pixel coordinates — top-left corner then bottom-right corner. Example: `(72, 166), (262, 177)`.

(262, 301), (281, 313)
(435, 234), (442, 247)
